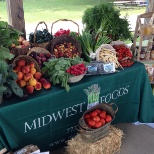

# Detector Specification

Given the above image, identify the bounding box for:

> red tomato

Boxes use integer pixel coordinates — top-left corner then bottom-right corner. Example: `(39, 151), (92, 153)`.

(101, 111), (106, 115)
(92, 116), (100, 122)
(85, 118), (91, 123)
(90, 111), (98, 117)
(84, 114), (90, 119)
(105, 115), (112, 123)
(95, 109), (101, 114)
(99, 112), (106, 119)
(87, 119), (95, 127)
(94, 121), (102, 128)
(100, 118), (106, 125)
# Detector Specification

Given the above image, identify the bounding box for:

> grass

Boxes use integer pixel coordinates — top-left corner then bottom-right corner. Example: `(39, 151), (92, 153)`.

(0, 0), (146, 23)
(0, 0), (146, 43)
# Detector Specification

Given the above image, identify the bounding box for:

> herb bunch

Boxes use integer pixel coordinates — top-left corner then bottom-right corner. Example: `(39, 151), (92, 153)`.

(42, 56), (86, 92)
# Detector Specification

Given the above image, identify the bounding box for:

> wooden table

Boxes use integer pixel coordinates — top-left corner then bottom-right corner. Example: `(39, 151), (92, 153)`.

(113, 0), (146, 9)
(113, 1), (133, 9)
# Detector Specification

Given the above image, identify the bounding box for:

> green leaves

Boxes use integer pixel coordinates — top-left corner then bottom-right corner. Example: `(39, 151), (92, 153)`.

(82, 2), (131, 41)
(0, 21), (22, 48)
(0, 46), (14, 60)
(94, 35), (111, 51)
(0, 21), (23, 97)
(42, 56), (85, 92)
(76, 31), (111, 56)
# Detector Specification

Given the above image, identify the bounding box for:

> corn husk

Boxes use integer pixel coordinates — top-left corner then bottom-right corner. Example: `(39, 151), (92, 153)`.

(66, 125), (123, 154)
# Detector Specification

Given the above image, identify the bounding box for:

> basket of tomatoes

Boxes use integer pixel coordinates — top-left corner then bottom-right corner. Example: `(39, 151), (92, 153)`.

(111, 41), (134, 67)
(50, 19), (81, 58)
(79, 103), (118, 143)
(50, 35), (82, 58)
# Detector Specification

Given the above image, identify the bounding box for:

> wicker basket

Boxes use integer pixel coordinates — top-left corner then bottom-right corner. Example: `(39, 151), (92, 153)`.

(11, 45), (30, 57)
(68, 74), (84, 83)
(27, 47), (55, 59)
(12, 55), (41, 72)
(79, 120), (110, 143)
(51, 19), (80, 35)
(31, 21), (51, 50)
(78, 103), (118, 143)
(50, 35), (82, 58)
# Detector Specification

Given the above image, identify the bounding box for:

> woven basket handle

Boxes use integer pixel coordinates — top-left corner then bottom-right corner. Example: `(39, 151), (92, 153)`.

(34, 21), (49, 43)
(109, 103), (118, 113)
(51, 19), (80, 35)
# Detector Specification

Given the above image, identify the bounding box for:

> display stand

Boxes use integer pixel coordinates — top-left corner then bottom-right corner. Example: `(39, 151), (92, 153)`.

(132, 12), (154, 85)
(132, 12), (154, 61)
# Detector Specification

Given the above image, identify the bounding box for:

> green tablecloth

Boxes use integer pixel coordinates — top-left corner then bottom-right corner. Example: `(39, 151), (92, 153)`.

(0, 62), (154, 152)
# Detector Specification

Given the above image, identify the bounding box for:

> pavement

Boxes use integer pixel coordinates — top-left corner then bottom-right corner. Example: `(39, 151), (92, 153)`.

(52, 123), (154, 154)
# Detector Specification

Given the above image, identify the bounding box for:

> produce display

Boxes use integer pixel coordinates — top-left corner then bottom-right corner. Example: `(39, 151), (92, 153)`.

(86, 61), (116, 75)
(54, 28), (70, 37)
(0, 20), (136, 102)
(84, 108), (112, 129)
(28, 51), (53, 69)
(112, 44), (134, 67)
(29, 29), (53, 44)
(0, 21), (24, 101)
(70, 31), (111, 61)
(42, 56), (86, 91)
(13, 59), (51, 95)
(66, 63), (87, 76)
(96, 45), (122, 69)
(10, 36), (31, 57)
(11, 36), (30, 49)
(53, 42), (79, 58)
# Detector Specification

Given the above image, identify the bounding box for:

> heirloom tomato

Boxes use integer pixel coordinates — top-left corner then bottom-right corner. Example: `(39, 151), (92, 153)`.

(105, 115), (112, 123)
(87, 119), (95, 127)
(101, 111), (107, 115)
(99, 112), (106, 119)
(84, 114), (90, 119)
(95, 109), (101, 114)
(94, 121), (102, 128)
(92, 116), (100, 122)
(90, 111), (98, 117)
(100, 118), (106, 125)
